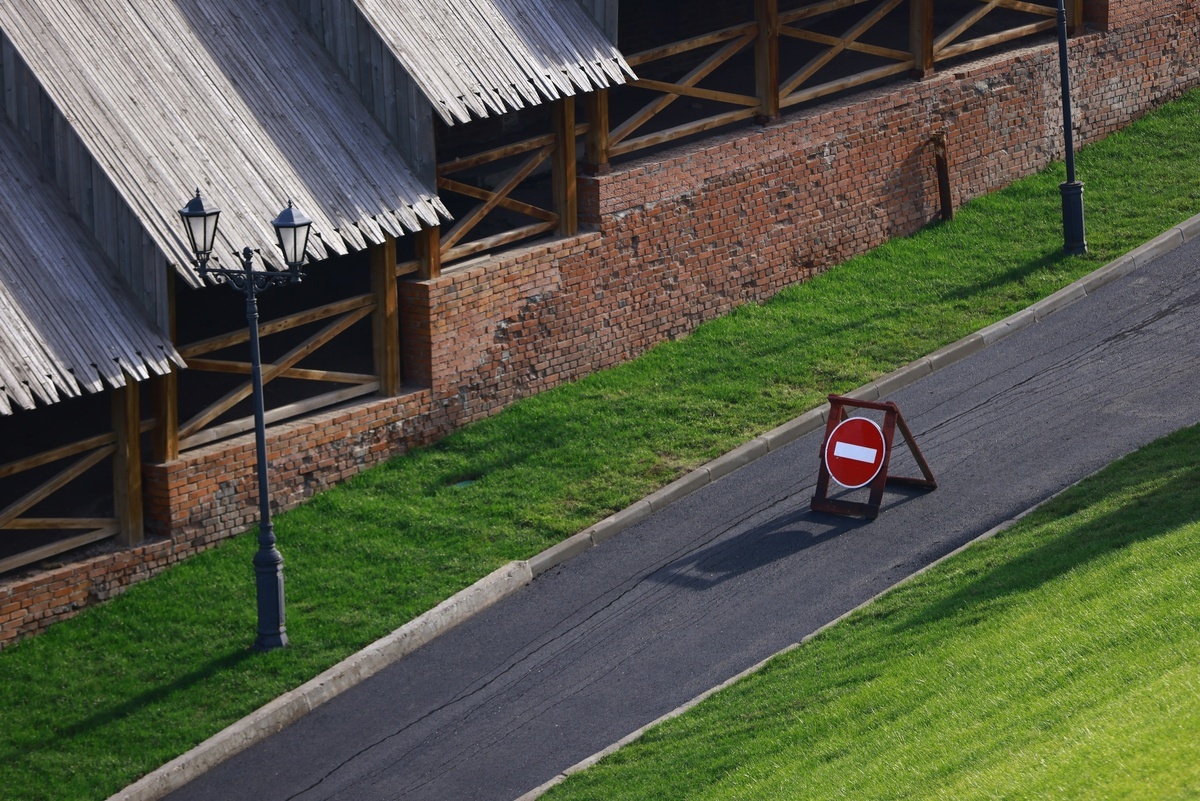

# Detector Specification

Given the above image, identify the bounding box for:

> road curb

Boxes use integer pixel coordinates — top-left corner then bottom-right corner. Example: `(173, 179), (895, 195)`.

(112, 214), (1199, 800)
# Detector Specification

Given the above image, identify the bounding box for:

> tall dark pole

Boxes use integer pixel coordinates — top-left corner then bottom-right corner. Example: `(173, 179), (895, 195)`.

(1056, 0), (1086, 254)
(242, 249), (288, 651)
(201, 246), (300, 651)
(179, 192), (309, 651)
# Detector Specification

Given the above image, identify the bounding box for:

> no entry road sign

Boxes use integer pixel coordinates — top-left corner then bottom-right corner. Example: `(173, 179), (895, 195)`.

(823, 416), (887, 489)
(811, 395), (937, 519)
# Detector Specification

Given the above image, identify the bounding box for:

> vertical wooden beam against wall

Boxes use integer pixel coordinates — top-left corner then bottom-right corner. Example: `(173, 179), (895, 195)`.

(151, 272), (178, 462)
(754, 0), (780, 122)
(553, 98), (578, 237)
(584, 89), (611, 174)
(371, 234), (402, 396)
(910, 0), (934, 79)
(416, 225), (442, 280)
(932, 132), (954, 221)
(1067, 0), (1083, 33)
(112, 378), (144, 547)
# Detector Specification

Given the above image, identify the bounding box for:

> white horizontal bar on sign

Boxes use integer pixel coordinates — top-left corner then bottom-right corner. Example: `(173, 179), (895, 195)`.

(833, 442), (878, 463)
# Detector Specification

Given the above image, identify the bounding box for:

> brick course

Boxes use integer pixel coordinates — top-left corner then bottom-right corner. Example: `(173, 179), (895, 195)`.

(2, 5), (1197, 647)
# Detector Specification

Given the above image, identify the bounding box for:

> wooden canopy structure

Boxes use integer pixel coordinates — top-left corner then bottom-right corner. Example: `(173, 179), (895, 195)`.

(0, 0), (450, 305)
(0, 124), (180, 416)
(354, 0), (634, 124)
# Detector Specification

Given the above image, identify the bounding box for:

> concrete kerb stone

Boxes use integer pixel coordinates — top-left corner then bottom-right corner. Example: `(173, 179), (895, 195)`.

(1177, 215), (1200, 243)
(115, 213), (1199, 801)
(926, 332), (985, 372)
(588, 500), (653, 545)
(762, 405), (829, 452)
(644, 468), (712, 513)
(704, 438), (769, 482)
(1030, 281), (1086, 321)
(1079, 253), (1136, 293)
(1128, 227), (1184, 268)
(528, 531), (594, 577)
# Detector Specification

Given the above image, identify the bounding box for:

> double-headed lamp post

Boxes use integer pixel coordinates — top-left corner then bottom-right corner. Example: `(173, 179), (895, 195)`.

(178, 189), (313, 651)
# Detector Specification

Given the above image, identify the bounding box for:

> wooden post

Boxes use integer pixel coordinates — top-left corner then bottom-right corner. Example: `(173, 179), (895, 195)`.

(150, 371), (179, 462)
(584, 89), (611, 174)
(755, 0), (780, 122)
(415, 225), (441, 280)
(371, 234), (402, 396)
(910, 0), (934, 79)
(552, 98), (578, 237)
(932, 132), (954, 221)
(112, 378), (144, 547)
(1067, 0), (1083, 33)
(150, 274), (178, 462)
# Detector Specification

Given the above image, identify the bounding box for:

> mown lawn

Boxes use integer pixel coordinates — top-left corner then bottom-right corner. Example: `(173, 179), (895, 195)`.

(547, 423), (1200, 800)
(1, 90), (1198, 801)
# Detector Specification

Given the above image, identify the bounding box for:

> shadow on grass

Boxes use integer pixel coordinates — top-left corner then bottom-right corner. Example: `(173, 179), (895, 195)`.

(939, 247), (1069, 304)
(4, 647), (256, 759)
(894, 463), (1200, 634)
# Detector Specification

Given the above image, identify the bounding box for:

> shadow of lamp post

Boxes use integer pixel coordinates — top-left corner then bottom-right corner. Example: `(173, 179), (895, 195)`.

(178, 190), (313, 651)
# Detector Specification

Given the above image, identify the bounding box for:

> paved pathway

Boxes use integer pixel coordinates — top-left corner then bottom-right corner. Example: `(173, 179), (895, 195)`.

(167, 235), (1200, 801)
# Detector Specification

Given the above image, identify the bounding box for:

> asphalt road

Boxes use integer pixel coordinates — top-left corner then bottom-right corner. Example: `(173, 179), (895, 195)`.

(166, 234), (1200, 801)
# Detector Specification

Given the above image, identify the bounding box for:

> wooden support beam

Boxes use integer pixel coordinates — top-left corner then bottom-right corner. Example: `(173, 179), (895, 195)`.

(932, 132), (954, 221)
(149, 370), (179, 462)
(553, 98), (578, 237)
(152, 270), (179, 462)
(1067, 0), (1082, 32)
(416, 225), (441, 280)
(755, 0), (781, 122)
(910, 0), (934, 78)
(370, 234), (401, 397)
(112, 379), (143, 547)
(584, 90), (611, 174)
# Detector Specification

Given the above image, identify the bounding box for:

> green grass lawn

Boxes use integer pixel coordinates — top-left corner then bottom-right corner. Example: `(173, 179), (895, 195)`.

(545, 423), (1200, 800)
(1, 90), (1198, 800)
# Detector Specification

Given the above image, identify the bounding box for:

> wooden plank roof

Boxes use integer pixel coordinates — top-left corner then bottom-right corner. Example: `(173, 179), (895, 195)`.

(0, 125), (181, 416)
(0, 0), (451, 286)
(355, 0), (635, 124)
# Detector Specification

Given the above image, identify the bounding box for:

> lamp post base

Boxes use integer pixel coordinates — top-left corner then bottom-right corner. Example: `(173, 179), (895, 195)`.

(252, 530), (288, 652)
(1060, 180), (1087, 255)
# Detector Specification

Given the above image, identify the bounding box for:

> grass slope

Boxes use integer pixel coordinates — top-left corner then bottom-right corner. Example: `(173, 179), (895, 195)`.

(547, 423), (1200, 800)
(0, 90), (1198, 800)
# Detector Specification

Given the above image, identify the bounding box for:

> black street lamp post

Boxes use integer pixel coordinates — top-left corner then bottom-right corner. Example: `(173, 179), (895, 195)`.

(1056, 0), (1086, 255)
(178, 190), (312, 651)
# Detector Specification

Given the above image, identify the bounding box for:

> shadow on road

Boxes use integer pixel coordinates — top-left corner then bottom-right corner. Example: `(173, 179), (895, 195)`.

(647, 485), (931, 591)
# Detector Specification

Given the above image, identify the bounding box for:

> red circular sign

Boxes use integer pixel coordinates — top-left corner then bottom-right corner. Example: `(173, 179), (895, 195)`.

(824, 417), (887, 489)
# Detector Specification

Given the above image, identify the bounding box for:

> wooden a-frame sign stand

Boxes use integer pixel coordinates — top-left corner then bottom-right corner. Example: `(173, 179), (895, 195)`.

(811, 394), (937, 520)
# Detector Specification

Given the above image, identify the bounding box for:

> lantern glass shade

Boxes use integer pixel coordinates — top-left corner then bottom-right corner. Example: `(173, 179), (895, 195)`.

(272, 201), (313, 268)
(178, 189), (221, 256)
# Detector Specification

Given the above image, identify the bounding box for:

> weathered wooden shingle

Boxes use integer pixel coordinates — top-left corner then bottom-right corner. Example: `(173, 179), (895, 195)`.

(0, 124), (181, 416)
(355, 0), (635, 124)
(0, 0), (450, 285)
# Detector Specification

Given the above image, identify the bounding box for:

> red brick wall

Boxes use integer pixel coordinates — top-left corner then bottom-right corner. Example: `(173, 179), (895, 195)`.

(1098, 0), (1165, 30)
(3, 4), (1197, 647)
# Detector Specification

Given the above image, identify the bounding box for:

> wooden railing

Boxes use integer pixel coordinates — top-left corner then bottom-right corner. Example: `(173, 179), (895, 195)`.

(429, 135), (561, 266)
(610, 22), (763, 158)
(779, 0), (915, 109)
(403, 100), (580, 277)
(0, 433), (119, 574)
(933, 0), (1058, 63)
(584, 0), (1073, 167)
(175, 294), (380, 451)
